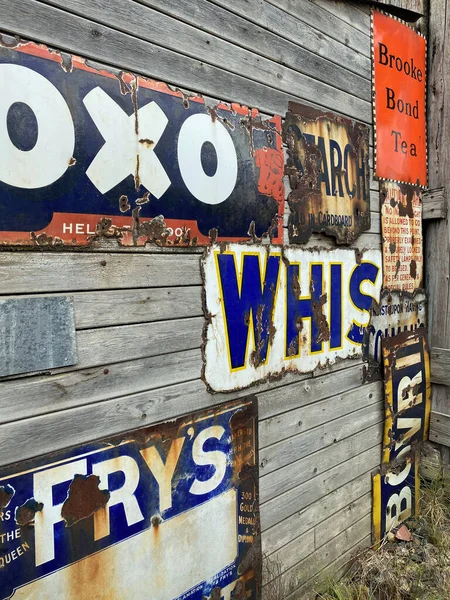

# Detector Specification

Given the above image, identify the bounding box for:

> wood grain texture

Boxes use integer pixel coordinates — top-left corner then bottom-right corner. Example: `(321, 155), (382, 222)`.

(260, 381), (382, 448)
(276, 513), (372, 597)
(430, 411), (450, 447)
(0, 0), (371, 122)
(262, 469), (373, 555)
(430, 347), (450, 385)
(41, 0), (371, 102)
(422, 188), (447, 220)
(260, 443), (381, 530)
(260, 421), (383, 502)
(0, 349), (202, 424)
(0, 252), (202, 293)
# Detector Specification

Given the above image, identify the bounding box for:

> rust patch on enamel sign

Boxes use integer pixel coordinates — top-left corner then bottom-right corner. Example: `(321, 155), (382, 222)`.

(0, 399), (261, 600)
(202, 243), (382, 392)
(372, 328), (430, 543)
(363, 289), (426, 364)
(372, 10), (427, 186)
(284, 102), (370, 245)
(0, 39), (283, 247)
(381, 181), (423, 291)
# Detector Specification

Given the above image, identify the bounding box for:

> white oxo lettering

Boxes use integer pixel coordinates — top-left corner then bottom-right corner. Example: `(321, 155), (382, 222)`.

(0, 64), (75, 189)
(178, 113), (238, 205)
(83, 87), (170, 196)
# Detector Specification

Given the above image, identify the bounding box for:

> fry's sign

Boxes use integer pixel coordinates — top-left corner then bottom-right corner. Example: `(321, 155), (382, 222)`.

(203, 244), (382, 391)
(0, 400), (260, 600)
(0, 41), (283, 246)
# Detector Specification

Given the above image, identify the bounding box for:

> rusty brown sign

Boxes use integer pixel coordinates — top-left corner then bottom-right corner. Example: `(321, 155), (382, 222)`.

(284, 102), (371, 244)
(381, 181), (423, 291)
(0, 398), (261, 599)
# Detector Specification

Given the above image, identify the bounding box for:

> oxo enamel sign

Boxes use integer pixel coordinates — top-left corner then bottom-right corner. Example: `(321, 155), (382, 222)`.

(372, 11), (427, 186)
(0, 41), (283, 246)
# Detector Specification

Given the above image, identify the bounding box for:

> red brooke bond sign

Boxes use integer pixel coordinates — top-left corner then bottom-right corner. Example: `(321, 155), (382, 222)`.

(372, 10), (427, 186)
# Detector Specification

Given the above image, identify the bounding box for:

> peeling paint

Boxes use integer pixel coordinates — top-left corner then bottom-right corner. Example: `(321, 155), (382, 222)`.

(61, 474), (110, 527)
(202, 243), (382, 392)
(284, 102), (370, 245)
(0, 39), (284, 247)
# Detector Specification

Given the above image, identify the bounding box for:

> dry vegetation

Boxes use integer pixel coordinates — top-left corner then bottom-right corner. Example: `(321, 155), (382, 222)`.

(315, 456), (450, 600)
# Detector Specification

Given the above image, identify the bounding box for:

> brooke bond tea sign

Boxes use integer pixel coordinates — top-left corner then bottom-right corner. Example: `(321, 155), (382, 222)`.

(0, 41), (283, 247)
(203, 244), (382, 392)
(372, 11), (427, 186)
(0, 399), (260, 600)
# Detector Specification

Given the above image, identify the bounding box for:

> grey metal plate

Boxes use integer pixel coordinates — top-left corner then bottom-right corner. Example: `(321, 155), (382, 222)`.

(0, 296), (77, 376)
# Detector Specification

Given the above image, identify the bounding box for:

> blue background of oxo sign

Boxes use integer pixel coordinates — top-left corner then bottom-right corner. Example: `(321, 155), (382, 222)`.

(0, 45), (280, 238)
(0, 401), (258, 600)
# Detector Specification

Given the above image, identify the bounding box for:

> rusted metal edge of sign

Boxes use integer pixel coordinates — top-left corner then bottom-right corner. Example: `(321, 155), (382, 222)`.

(371, 9), (428, 187)
(202, 243), (382, 393)
(0, 397), (261, 600)
(380, 181), (423, 291)
(0, 37), (284, 247)
(363, 288), (427, 366)
(283, 101), (371, 245)
(372, 328), (431, 543)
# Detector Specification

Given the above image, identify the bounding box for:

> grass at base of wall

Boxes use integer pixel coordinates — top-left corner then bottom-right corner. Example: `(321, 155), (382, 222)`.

(314, 472), (450, 600)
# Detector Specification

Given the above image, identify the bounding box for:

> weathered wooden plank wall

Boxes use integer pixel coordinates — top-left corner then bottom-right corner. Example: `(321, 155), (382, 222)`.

(426, 0), (450, 450)
(0, 1), (386, 597)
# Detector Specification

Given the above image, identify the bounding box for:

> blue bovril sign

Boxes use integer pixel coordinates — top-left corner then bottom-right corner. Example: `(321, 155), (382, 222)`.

(0, 399), (260, 599)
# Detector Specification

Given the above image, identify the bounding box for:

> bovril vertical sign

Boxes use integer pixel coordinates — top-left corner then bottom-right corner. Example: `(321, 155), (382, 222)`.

(0, 400), (260, 599)
(372, 10), (427, 186)
(372, 329), (431, 542)
(203, 244), (382, 392)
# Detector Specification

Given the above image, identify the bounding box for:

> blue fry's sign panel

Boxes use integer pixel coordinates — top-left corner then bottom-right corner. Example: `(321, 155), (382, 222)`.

(0, 399), (260, 599)
(0, 41), (284, 246)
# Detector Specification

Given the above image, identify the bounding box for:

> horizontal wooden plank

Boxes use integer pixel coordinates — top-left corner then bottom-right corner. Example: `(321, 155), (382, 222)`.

(75, 316), (203, 369)
(259, 382), (383, 452)
(257, 363), (365, 420)
(430, 411), (450, 447)
(0, 252), (202, 294)
(423, 188), (447, 219)
(310, 0), (371, 36)
(270, 493), (370, 577)
(227, 0), (371, 61)
(430, 347), (450, 385)
(315, 491), (371, 548)
(0, 349), (202, 425)
(285, 533), (372, 600)
(263, 530), (315, 586)
(0, 361), (342, 465)
(0, 0), (371, 122)
(262, 469), (373, 555)
(277, 513), (371, 598)
(260, 442), (381, 530)
(1, 287), (203, 330)
(41, 0), (371, 102)
(260, 419), (383, 502)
